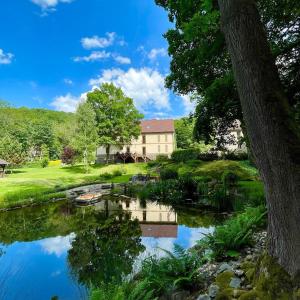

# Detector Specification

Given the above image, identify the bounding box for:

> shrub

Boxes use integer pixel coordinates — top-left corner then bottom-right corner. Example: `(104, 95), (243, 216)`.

(137, 245), (203, 296)
(198, 152), (219, 161)
(48, 160), (62, 167)
(171, 148), (199, 162)
(101, 172), (114, 180)
(61, 146), (76, 165)
(156, 154), (169, 162)
(223, 151), (248, 161)
(41, 157), (49, 168)
(222, 171), (239, 187)
(160, 167), (178, 180)
(112, 169), (123, 177)
(198, 206), (267, 259)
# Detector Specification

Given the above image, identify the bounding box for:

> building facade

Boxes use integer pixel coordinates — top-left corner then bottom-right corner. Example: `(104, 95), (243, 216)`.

(96, 119), (176, 162)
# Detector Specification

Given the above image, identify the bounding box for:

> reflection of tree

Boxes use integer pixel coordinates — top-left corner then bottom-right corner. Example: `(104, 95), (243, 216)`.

(67, 215), (145, 287)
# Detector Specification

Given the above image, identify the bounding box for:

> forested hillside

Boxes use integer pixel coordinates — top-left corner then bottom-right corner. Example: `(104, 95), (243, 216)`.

(0, 102), (75, 163)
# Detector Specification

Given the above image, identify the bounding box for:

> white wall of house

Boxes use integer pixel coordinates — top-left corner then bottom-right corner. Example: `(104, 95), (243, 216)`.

(96, 132), (176, 160)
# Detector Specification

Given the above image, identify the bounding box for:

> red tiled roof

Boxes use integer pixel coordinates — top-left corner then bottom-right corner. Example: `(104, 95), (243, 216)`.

(141, 119), (175, 133)
(140, 224), (178, 238)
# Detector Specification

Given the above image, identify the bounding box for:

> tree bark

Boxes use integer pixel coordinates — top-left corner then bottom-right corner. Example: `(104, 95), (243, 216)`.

(218, 0), (300, 276)
(106, 145), (110, 164)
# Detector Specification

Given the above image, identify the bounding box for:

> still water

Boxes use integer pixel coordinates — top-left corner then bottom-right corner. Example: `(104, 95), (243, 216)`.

(0, 197), (220, 300)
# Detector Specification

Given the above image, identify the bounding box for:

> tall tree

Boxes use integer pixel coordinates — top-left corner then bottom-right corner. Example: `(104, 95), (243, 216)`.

(156, 0), (300, 275)
(217, 0), (300, 276)
(87, 83), (143, 163)
(73, 102), (98, 173)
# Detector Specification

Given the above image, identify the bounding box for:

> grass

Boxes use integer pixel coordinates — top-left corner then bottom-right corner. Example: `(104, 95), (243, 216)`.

(0, 163), (148, 208)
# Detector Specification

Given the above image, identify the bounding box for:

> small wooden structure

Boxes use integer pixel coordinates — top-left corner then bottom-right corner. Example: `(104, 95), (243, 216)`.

(116, 152), (151, 163)
(0, 159), (9, 178)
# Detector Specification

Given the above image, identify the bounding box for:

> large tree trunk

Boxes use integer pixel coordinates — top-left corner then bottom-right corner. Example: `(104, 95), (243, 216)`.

(218, 0), (300, 276)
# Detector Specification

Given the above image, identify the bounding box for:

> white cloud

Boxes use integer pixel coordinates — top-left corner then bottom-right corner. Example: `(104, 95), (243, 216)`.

(148, 48), (167, 60)
(73, 51), (111, 62)
(180, 94), (196, 115)
(64, 78), (73, 85)
(113, 55), (131, 64)
(51, 93), (83, 112)
(81, 32), (116, 49)
(89, 68), (170, 111)
(31, 0), (74, 15)
(0, 49), (14, 65)
(39, 233), (76, 257)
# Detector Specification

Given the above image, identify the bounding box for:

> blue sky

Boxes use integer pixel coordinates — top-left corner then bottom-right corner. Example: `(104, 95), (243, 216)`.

(0, 0), (194, 118)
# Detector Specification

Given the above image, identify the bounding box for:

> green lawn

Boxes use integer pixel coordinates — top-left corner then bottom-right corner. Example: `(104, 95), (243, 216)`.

(0, 163), (148, 208)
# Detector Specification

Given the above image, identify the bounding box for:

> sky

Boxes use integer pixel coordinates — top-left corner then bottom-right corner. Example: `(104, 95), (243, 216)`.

(0, 0), (195, 119)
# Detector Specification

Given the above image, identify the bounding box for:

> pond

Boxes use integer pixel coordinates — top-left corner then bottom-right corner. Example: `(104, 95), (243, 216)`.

(0, 197), (221, 300)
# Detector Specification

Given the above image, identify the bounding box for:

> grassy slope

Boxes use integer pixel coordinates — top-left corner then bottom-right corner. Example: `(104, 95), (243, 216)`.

(0, 163), (148, 207)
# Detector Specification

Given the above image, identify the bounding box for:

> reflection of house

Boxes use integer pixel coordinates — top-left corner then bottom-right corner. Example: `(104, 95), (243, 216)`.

(140, 224), (178, 238)
(121, 199), (177, 224)
(96, 119), (176, 162)
(93, 198), (178, 238)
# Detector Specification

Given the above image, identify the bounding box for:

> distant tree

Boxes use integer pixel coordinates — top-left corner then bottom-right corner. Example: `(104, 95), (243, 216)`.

(0, 134), (26, 165)
(73, 102), (98, 172)
(87, 83), (143, 163)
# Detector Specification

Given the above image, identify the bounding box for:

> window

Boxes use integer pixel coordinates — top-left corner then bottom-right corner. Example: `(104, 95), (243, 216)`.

(165, 145), (168, 153)
(143, 211), (147, 221)
(165, 134), (168, 142)
(143, 147), (146, 155)
(158, 135), (160, 143)
(142, 135), (146, 144)
(158, 145), (160, 153)
(126, 146), (130, 153)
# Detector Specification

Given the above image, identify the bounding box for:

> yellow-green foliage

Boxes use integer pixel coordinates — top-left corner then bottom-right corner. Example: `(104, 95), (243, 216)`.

(48, 160), (62, 167)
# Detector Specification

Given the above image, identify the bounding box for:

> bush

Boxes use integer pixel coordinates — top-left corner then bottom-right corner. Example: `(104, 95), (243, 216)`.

(156, 154), (169, 162)
(137, 245), (203, 296)
(61, 146), (76, 165)
(198, 206), (267, 259)
(48, 160), (62, 167)
(222, 171), (239, 187)
(41, 157), (49, 168)
(171, 148), (199, 162)
(160, 167), (178, 180)
(198, 152), (219, 161)
(112, 169), (123, 177)
(101, 172), (114, 180)
(223, 151), (248, 161)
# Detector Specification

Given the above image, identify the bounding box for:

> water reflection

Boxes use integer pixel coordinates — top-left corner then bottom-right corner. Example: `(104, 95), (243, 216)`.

(0, 198), (220, 300)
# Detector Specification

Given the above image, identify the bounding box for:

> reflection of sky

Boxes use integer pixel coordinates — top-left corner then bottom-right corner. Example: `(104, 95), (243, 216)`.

(0, 237), (88, 300)
(133, 224), (215, 273)
(39, 233), (76, 257)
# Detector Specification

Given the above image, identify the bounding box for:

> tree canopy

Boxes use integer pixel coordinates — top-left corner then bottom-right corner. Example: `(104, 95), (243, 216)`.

(87, 83), (143, 160)
(156, 0), (300, 148)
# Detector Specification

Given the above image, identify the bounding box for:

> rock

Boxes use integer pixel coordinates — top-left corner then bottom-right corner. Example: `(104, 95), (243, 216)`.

(208, 284), (219, 298)
(235, 269), (244, 277)
(245, 255), (253, 261)
(246, 284), (253, 289)
(229, 277), (242, 289)
(171, 290), (190, 300)
(217, 263), (233, 274)
(197, 295), (210, 300)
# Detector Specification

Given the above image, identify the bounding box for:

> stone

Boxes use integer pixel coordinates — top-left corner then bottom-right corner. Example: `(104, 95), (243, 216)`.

(208, 284), (219, 298)
(235, 269), (245, 277)
(197, 294), (210, 300)
(230, 277), (242, 289)
(245, 255), (253, 261)
(217, 263), (233, 274)
(171, 290), (190, 300)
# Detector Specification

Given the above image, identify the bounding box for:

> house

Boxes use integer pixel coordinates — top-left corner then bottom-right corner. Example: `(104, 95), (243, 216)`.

(96, 119), (176, 162)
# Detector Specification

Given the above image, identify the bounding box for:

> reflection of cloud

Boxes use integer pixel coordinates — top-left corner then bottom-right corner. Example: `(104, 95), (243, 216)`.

(51, 270), (62, 277)
(39, 233), (76, 257)
(188, 227), (215, 248)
